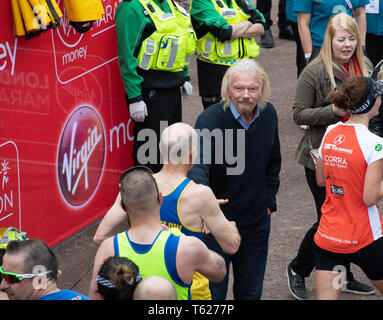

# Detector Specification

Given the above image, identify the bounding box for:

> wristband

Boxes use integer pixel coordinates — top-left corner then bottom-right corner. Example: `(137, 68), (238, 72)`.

(304, 53), (311, 59)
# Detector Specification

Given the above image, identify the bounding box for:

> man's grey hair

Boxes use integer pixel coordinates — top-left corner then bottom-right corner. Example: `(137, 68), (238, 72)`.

(221, 59), (271, 110)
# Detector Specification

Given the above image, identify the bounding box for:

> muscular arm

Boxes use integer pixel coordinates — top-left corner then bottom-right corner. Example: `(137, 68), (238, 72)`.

(195, 185), (241, 254)
(93, 193), (129, 246)
(89, 237), (115, 299)
(176, 236), (226, 285)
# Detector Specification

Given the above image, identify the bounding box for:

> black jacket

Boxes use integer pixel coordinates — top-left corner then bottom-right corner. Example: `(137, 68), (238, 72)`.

(187, 102), (281, 227)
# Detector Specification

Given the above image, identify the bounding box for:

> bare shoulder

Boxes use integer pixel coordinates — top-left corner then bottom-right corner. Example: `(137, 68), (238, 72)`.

(186, 182), (215, 204)
(98, 236), (115, 256)
(93, 236), (115, 277)
(178, 235), (207, 257)
(182, 182), (218, 216)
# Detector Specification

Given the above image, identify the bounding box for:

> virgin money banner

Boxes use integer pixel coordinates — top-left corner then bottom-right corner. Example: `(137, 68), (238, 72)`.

(0, 0), (134, 246)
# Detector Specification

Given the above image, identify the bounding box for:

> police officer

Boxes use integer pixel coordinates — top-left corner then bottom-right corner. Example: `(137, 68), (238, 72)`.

(115, 0), (196, 173)
(190, 0), (266, 109)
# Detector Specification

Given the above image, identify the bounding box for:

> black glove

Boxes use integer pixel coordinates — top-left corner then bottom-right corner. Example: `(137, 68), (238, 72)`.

(236, 0), (266, 26)
(249, 8), (266, 26)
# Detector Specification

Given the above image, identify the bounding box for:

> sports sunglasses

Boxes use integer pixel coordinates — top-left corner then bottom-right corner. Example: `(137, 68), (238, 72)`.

(0, 266), (51, 284)
(119, 165), (160, 211)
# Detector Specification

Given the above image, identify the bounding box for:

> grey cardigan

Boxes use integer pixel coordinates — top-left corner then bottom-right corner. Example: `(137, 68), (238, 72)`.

(292, 58), (373, 171)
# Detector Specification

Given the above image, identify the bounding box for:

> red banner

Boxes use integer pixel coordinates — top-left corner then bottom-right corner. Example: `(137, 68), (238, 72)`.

(0, 0), (133, 246)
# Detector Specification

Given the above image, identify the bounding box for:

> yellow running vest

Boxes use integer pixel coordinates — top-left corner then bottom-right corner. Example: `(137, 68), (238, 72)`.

(195, 0), (260, 66)
(115, 230), (190, 300)
(137, 0), (196, 72)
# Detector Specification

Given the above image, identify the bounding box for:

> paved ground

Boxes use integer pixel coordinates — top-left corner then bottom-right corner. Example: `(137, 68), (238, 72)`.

(53, 4), (383, 301)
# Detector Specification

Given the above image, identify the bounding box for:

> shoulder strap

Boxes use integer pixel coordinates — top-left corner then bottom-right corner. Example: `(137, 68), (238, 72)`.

(167, 0), (189, 17)
(344, 0), (355, 17)
(164, 234), (185, 285)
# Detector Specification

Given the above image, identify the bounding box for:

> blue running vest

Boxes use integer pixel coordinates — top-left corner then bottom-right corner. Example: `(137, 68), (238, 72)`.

(160, 178), (202, 239)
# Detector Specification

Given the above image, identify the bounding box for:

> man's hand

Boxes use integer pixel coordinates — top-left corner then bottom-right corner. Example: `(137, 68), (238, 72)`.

(217, 199), (229, 205)
(129, 100), (148, 122)
(202, 221), (210, 234)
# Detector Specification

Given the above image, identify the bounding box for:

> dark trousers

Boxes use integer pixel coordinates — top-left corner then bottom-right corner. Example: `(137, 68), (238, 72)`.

(290, 167), (355, 281)
(287, 20), (306, 77)
(132, 87), (182, 173)
(366, 33), (383, 137)
(309, 45), (321, 63)
(196, 59), (228, 109)
(366, 33), (383, 67)
(203, 216), (271, 300)
(256, 0), (289, 30)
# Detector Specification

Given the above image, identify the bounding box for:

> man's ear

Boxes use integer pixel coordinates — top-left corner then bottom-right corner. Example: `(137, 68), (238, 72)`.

(158, 192), (163, 207)
(190, 145), (198, 164)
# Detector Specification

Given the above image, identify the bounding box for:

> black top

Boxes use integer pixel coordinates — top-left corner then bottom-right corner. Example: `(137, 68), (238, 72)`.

(187, 101), (281, 227)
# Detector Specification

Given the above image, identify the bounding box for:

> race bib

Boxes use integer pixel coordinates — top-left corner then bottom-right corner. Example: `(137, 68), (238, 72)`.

(366, 0), (379, 14)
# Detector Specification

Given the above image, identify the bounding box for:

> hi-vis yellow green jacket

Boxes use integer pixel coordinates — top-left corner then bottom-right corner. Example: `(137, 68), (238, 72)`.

(193, 0), (260, 66)
(137, 0), (196, 72)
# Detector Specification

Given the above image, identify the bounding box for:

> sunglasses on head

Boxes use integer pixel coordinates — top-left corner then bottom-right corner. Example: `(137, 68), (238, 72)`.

(119, 165), (160, 211)
(0, 266), (52, 284)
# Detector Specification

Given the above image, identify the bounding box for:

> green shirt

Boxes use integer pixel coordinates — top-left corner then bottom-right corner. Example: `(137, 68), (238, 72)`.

(190, 0), (231, 30)
(115, 0), (188, 102)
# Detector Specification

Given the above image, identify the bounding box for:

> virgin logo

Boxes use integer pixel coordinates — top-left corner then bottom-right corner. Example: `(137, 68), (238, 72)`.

(55, 0), (83, 48)
(57, 106), (105, 207)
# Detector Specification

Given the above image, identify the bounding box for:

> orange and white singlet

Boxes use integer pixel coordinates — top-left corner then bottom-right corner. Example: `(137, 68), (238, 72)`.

(314, 122), (383, 254)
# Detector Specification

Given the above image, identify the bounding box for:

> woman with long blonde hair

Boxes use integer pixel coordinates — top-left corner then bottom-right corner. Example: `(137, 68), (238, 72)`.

(318, 13), (368, 90)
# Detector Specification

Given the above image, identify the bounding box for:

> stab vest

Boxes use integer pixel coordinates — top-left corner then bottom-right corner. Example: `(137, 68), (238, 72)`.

(195, 0), (259, 66)
(137, 0), (196, 72)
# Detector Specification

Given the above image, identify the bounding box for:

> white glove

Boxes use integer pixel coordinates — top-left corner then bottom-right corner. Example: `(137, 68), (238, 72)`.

(129, 100), (148, 122)
(182, 81), (193, 98)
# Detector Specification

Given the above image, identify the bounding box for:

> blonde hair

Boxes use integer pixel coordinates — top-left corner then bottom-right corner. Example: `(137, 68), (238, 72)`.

(317, 13), (368, 89)
(221, 59), (270, 110)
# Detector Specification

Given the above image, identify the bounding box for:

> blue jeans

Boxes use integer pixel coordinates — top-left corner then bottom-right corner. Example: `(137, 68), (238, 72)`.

(202, 216), (271, 300)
